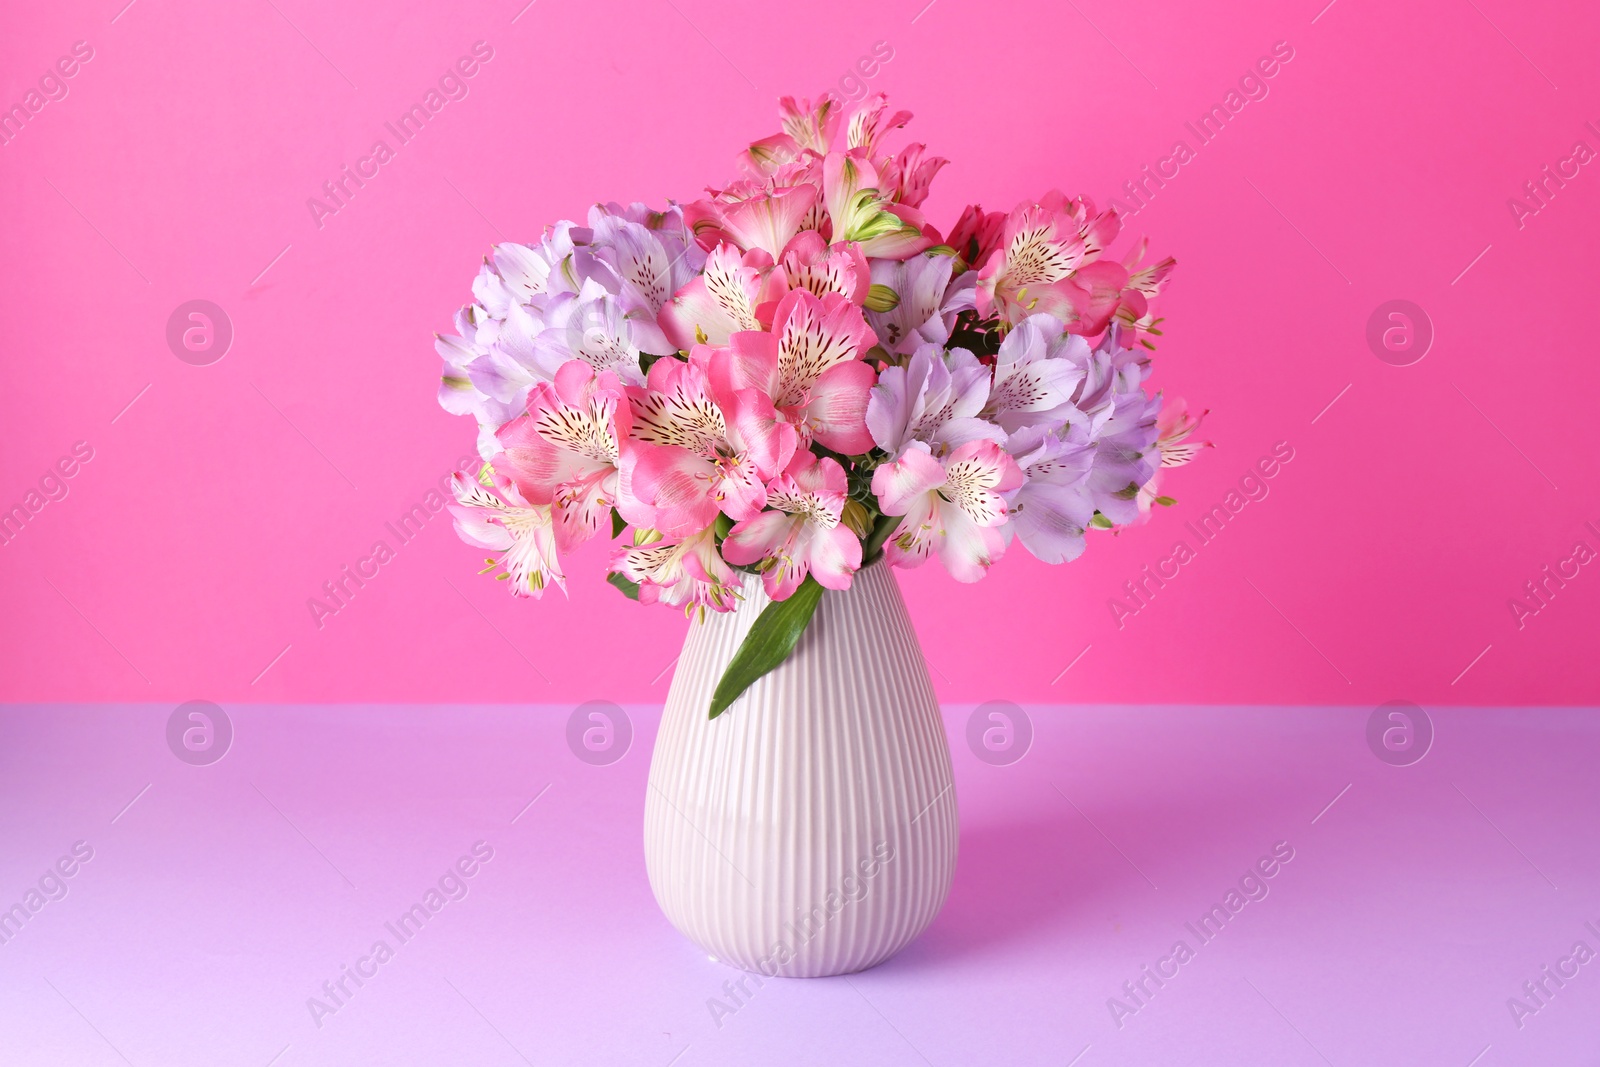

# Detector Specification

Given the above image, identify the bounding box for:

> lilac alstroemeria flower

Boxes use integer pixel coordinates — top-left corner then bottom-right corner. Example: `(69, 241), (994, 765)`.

(982, 314), (1091, 433)
(436, 307), (529, 459)
(1003, 423), (1097, 564)
(1082, 386), (1161, 525)
(531, 279), (669, 386)
(437, 205), (701, 447)
(864, 250), (959, 356)
(866, 343), (1004, 459)
(589, 209), (703, 318)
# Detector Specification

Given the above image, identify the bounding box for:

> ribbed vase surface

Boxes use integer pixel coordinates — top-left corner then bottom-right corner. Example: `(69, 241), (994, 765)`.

(643, 563), (958, 978)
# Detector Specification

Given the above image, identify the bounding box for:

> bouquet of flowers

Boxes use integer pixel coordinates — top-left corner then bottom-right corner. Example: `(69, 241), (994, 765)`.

(435, 92), (1204, 714)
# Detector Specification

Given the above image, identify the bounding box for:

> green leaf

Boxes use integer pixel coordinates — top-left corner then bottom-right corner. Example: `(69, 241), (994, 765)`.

(606, 572), (641, 601)
(639, 351), (675, 373)
(611, 509), (627, 539)
(1155, 495), (1177, 507)
(708, 576), (826, 719)
(1089, 512), (1114, 529)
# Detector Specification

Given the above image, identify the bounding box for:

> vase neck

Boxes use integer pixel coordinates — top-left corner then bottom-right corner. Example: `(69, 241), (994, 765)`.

(728, 560), (896, 617)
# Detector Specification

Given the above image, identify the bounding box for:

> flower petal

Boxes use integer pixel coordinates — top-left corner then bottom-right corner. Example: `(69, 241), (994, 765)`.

(937, 506), (1006, 583)
(803, 523), (862, 590)
(625, 444), (719, 536)
(722, 510), (800, 566)
(871, 445), (945, 516)
(804, 360), (877, 454)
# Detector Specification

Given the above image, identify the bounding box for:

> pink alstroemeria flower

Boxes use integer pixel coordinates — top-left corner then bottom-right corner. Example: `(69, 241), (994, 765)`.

(946, 204), (1006, 272)
(493, 362), (632, 553)
(821, 150), (933, 259)
(448, 473), (566, 598)
(610, 528), (740, 616)
(1057, 260), (1133, 338)
(842, 94), (912, 155)
(778, 232), (870, 304)
(685, 185), (821, 258)
(1136, 398), (1210, 516)
(658, 244), (785, 350)
(741, 94), (842, 177)
(1112, 238), (1179, 347)
(975, 192), (1124, 328)
(741, 93), (914, 184)
(871, 439), (1023, 583)
(877, 142), (947, 209)
(723, 289), (879, 454)
(722, 453), (863, 600)
(623, 351), (798, 537)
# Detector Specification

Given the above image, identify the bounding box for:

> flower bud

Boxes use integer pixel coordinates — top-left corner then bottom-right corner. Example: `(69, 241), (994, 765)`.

(863, 284), (900, 313)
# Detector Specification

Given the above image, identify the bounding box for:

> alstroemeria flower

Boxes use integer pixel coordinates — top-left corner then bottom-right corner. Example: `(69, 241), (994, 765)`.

(658, 244), (784, 350)
(778, 232), (870, 304)
(1084, 391), (1162, 525)
(1006, 319), (1133, 439)
(722, 453), (863, 600)
(982, 314), (1091, 432)
(742, 93), (841, 174)
(461, 302), (551, 428)
(947, 204), (1006, 272)
(1112, 238), (1178, 347)
(1004, 424), (1097, 564)
(589, 212), (703, 320)
(975, 192), (1121, 327)
(1154, 397), (1208, 468)
(448, 472), (566, 598)
(865, 251), (958, 356)
(624, 351), (797, 536)
(867, 343), (1002, 459)
(685, 185), (820, 258)
(610, 527), (739, 616)
(1055, 260), (1131, 337)
(724, 289), (879, 454)
(474, 233), (572, 316)
(843, 93), (912, 155)
(493, 362), (633, 551)
(871, 439), (1023, 583)
(877, 142), (947, 208)
(436, 322), (486, 418)
(1136, 398), (1210, 515)
(822, 150), (932, 259)
(508, 224), (616, 304)
(532, 278), (671, 385)
(436, 308), (526, 459)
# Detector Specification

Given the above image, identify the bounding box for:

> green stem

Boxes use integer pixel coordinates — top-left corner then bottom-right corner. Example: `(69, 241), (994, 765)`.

(860, 513), (903, 567)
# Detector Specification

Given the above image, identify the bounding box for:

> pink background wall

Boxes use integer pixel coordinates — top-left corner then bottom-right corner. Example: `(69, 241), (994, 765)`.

(2, 0), (1596, 706)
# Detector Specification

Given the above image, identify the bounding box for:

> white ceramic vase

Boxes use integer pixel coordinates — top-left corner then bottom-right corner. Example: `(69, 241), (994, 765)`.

(644, 563), (958, 978)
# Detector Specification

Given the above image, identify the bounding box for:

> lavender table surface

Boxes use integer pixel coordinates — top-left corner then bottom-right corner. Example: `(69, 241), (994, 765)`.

(1, 704), (1596, 1067)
